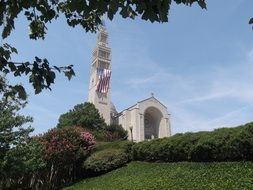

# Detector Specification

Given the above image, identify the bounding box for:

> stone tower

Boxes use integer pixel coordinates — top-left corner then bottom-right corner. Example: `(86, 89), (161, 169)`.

(88, 27), (112, 125)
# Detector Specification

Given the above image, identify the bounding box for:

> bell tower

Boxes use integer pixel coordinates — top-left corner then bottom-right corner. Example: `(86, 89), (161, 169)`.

(88, 26), (112, 125)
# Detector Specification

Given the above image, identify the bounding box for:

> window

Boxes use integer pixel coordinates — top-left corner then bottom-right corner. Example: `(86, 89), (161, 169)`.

(98, 60), (109, 69)
(98, 50), (110, 60)
(100, 34), (107, 43)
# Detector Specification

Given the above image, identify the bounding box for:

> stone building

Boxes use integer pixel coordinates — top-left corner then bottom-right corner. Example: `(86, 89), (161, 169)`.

(88, 27), (171, 142)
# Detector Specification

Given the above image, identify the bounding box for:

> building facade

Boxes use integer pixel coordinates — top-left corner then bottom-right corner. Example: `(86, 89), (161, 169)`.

(117, 96), (171, 142)
(88, 27), (171, 142)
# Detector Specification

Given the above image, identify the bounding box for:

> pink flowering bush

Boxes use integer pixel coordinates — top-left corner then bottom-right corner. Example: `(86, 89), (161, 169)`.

(80, 131), (96, 151)
(39, 127), (95, 164)
(35, 126), (96, 189)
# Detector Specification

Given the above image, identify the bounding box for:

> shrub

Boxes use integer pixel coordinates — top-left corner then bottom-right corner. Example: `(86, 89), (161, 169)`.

(83, 149), (129, 174)
(100, 124), (128, 141)
(132, 122), (253, 162)
(105, 125), (128, 140)
(95, 140), (134, 160)
(39, 127), (95, 164)
(189, 124), (253, 161)
(190, 139), (216, 161)
(89, 124), (128, 142)
(132, 132), (204, 162)
(35, 126), (96, 189)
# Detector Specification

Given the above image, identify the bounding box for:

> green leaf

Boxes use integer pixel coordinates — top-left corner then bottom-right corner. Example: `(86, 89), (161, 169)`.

(108, 1), (119, 20)
(3, 68), (9, 74)
(120, 7), (128, 18)
(2, 19), (15, 39)
(13, 85), (27, 100)
(64, 69), (75, 80)
(8, 62), (17, 71)
(35, 56), (42, 63)
(198, 0), (207, 9)
(25, 67), (31, 75)
(141, 10), (149, 21)
(53, 66), (61, 72)
(249, 18), (253, 24)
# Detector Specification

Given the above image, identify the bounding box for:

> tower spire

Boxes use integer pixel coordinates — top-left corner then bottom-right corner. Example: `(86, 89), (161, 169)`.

(88, 26), (112, 125)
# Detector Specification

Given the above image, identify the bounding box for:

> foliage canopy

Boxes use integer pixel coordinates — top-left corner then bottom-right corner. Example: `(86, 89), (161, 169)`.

(57, 102), (106, 130)
(57, 102), (128, 141)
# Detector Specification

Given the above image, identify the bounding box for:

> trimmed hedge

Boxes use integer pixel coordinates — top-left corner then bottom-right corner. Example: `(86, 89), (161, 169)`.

(95, 141), (134, 155)
(132, 122), (253, 162)
(83, 149), (129, 174)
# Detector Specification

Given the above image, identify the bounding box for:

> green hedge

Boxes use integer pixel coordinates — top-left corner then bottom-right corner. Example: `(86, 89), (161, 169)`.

(93, 125), (128, 142)
(95, 141), (134, 154)
(132, 122), (253, 162)
(83, 149), (129, 174)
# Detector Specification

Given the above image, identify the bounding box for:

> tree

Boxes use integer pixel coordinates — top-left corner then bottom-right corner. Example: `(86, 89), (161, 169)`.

(0, 75), (34, 188)
(0, 76), (33, 160)
(0, 0), (207, 97)
(1, 140), (46, 189)
(57, 102), (106, 130)
(57, 102), (128, 141)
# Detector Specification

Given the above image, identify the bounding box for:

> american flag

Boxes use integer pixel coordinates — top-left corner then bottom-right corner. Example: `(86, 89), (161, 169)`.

(96, 68), (111, 94)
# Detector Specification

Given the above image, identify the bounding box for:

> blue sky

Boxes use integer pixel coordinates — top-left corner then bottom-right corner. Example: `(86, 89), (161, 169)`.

(4, 0), (253, 134)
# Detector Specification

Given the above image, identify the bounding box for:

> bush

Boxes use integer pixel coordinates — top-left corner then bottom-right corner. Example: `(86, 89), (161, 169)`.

(132, 132), (204, 162)
(96, 125), (128, 141)
(105, 125), (128, 140)
(132, 122), (253, 162)
(30, 126), (96, 190)
(95, 140), (134, 160)
(83, 149), (129, 174)
(39, 127), (96, 165)
(88, 124), (128, 142)
(189, 124), (253, 161)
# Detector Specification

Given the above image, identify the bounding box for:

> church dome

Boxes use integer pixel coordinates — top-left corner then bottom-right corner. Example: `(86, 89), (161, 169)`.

(110, 102), (118, 117)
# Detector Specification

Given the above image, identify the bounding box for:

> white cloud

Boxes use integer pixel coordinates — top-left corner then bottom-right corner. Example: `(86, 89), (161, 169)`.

(165, 47), (253, 134)
(247, 48), (253, 62)
(112, 40), (253, 135)
(179, 90), (234, 104)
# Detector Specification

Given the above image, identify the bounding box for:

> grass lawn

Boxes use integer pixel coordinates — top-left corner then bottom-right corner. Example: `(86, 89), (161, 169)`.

(63, 161), (253, 190)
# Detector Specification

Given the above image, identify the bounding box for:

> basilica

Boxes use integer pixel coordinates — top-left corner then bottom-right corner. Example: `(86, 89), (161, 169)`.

(88, 27), (171, 142)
